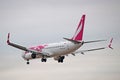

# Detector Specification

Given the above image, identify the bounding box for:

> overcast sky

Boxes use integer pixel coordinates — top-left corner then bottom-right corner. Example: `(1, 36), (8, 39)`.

(0, 0), (120, 80)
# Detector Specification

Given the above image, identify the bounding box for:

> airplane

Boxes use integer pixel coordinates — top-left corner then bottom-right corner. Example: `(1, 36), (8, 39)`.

(7, 15), (113, 64)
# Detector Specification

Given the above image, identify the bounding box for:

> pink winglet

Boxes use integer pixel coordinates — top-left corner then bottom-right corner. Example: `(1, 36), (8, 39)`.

(7, 33), (10, 44)
(108, 38), (113, 49)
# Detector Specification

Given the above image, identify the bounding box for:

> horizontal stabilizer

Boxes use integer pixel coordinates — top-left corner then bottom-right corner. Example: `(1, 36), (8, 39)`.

(84, 39), (106, 43)
(63, 37), (82, 43)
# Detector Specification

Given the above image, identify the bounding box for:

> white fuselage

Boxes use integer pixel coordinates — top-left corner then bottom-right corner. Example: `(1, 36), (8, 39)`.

(43, 41), (82, 57)
(23, 41), (83, 60)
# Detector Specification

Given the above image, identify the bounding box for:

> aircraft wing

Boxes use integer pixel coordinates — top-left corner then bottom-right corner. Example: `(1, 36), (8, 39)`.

(7, 33), (29, 51)
(72, 38), (113, 55)
(7, 40), (43, 55)
(7, 33), (52, 58)
(8, 42), (29, 51)
(7, 33), (50, 57)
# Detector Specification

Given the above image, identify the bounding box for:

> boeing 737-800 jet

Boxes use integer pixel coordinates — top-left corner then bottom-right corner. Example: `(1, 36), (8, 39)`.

(7, 15), (113, 64)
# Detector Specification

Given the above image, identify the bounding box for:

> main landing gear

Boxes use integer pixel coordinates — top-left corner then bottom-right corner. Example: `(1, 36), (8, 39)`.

(58, 56), (65, 63)
(41, 58), (47, 62)
(26, 56), (65, 64)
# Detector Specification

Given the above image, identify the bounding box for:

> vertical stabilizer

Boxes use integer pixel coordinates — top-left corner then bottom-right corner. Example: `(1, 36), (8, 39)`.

(72, 15), (85, 41)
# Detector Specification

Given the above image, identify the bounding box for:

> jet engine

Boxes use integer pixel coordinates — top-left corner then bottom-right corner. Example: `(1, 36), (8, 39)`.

(22, 53), (36, 60)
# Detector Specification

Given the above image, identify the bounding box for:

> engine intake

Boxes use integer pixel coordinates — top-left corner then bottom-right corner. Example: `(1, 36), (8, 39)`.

(31, 53), (36, 59)
(22, 53), (37, 60)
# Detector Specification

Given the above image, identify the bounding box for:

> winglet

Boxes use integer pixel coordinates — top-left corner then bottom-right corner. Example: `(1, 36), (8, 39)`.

(7, 33), (10, 44)
(108, 38), (113, 49)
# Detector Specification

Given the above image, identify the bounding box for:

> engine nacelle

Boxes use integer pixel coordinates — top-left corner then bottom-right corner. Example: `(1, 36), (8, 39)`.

(22, 53), (36, 60)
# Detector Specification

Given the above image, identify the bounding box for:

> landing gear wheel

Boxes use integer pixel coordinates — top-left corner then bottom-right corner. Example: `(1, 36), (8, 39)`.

(27, 60), (30, 64)
(58, 59), (61, 63)
(58, 56), (65, 63)
(27, 61), (29, 64)
(58, 59), (63, 63)
(41, 58), (47, 62)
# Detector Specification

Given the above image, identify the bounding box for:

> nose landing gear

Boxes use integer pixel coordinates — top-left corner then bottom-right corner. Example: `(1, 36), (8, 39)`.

(26, 60), (29, 64)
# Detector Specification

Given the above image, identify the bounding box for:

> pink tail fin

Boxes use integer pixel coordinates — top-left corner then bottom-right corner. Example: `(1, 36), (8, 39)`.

(72, 15), (85, 41)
